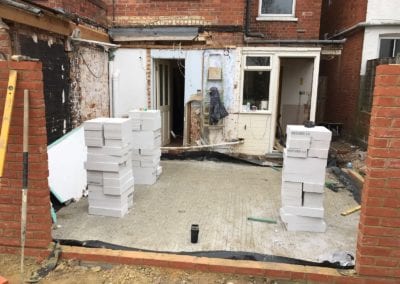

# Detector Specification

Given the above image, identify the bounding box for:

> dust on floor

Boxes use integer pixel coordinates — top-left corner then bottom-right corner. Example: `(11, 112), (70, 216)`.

(53, 160), (360, 262)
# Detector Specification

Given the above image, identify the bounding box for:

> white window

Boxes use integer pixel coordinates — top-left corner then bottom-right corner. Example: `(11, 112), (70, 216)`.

(241, 56), (272, 112)
(379, 38), (400, 58)
(258, 0), (297, 21)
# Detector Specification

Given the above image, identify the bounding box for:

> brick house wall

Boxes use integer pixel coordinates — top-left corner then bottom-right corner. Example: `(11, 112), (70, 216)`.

(356, 64), (400, 279)
(319, 0), (368, 138)
(0, 61), (52, 256)
(29, 0), (108, 25)
(248, 0), (322, 39)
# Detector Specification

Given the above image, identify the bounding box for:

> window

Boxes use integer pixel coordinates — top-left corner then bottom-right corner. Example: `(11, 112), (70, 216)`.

(242, 56), (271, 112)
(379, 38), (400, 58)
(259, 0), (296, 20)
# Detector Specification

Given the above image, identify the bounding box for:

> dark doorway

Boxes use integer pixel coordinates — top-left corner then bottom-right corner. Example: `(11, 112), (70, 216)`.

(170, 59), (185, 146)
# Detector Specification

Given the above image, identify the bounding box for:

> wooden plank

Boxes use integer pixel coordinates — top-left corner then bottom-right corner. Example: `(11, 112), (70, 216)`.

(0, 70), (17, 177)
(341, 205), (361, 216)
(0, 4), (109, 42)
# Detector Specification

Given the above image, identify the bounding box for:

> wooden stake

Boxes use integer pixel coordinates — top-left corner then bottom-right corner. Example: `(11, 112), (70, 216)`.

(20, 89), (29, 283)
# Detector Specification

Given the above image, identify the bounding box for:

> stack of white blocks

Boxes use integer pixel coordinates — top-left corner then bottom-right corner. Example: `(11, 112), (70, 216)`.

(84, 118), (135, 218)
(280, 125), (332, 232)
(129, 110), (162, 185)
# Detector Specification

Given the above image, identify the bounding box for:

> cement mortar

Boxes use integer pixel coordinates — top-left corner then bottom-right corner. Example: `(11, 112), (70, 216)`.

(53, 160), (360, 262)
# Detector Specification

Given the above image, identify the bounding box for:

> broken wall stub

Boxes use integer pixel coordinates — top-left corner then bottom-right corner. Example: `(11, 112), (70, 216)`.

(0, 61), (52, 256)
(69, 44), (110, 127)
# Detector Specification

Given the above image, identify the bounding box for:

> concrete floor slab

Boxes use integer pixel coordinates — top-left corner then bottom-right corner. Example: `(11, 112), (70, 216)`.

(53, 160), (360, 262)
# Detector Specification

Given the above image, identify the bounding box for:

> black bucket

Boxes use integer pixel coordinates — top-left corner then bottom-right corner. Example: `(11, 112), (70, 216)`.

(191, 224), (199, 243)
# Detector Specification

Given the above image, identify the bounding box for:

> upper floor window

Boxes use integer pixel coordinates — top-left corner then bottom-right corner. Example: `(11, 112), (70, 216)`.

(379, 38), (400, 58)
(258, 0), (297, 21)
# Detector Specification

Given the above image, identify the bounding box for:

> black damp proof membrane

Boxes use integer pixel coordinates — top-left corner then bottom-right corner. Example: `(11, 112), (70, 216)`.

(56, 239), (355, 270)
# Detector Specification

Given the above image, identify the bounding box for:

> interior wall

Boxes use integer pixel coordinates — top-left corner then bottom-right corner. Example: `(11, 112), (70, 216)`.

(112, 48), (147, 117)
(280, 58), (314, 132)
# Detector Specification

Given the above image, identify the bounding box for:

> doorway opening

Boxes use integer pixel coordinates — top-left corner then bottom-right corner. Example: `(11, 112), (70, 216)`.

(274, 58), (315, 151)
(154, 59), (185, 147)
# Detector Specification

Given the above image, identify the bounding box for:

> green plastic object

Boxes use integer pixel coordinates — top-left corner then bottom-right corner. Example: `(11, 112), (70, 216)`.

(247, 217), (277, 224)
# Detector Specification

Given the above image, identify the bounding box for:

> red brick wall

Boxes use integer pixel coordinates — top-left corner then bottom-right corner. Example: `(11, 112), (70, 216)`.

(0, 61), (52, 256)
(248, 0), (322, 39)
(106, 0), (322, 40)
(356, 64), (400, 279)
(320, 31), (364, 136)
(105, 0), (245, 26)
(29, 0), (107, 25)
(320, 0), (367, 37)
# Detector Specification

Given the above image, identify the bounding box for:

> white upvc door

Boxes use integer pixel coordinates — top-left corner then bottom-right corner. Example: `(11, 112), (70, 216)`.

(155, 60), (171, 146)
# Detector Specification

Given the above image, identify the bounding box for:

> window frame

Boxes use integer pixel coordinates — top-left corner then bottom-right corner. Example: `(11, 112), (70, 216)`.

(257, 0), (297, 21)
(379, 36), (400, 58)
(240, 54), (273, 113)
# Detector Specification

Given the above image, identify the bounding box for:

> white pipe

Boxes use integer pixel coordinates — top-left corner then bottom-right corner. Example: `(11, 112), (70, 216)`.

(329, 20), (400, 39)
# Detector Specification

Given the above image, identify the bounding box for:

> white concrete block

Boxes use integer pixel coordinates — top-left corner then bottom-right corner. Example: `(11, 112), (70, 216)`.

(286, 138), (311, 149)
(103, 176), (134, 196)
(132, 148), (140, 155)
(84, 160), (131, 173)
(303, 182), (325, 193)
(287, 125), (332, 141)
(103, 169), (133, 188)
(131, 160), (141, 167)
(308, 148), (329, 159)
(84, 130), (103, 139)
(103, 118), (133, 141)
(310, 139), (331, 150)
(303, 192), (324, 208)
(141, 157), (160, 168)
(281, 181), (303, 207)
(84, 117), (108, 131)
(140, 148), (161, 156)
(87, 171), (103, 186)
(132, 130), (161, 150)
(282, 181), (302, 190)
(280, 208), (327, 232)
(141, 117), (161, 131)
(281, 205), (324, 218)
(132, 166), (157, 185)
(88, 145), (132, 156)
(102, 165), (132, 179)
(85, 137), (104, 147)
(139, 110), (160, 119)
(128, 110), (141, 119)
(89, 186), (133, 206)
(87, 152), (130, 164)
(286, 148), (308, 158)
(104, 139), (130, 148)
(88, 205), (128, 218)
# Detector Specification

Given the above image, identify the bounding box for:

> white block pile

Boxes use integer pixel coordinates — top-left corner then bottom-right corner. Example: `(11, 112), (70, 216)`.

(129, 110), (162, 185)
(280, 125), (332, 232)
(84, 118), (134, 218)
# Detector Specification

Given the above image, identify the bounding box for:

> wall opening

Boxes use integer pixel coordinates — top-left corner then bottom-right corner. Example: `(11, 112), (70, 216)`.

(154, 59), (185, 146)
(275, 57), (314, 150)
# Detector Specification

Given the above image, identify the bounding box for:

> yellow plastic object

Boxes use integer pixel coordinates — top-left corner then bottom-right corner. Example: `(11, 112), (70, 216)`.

(0, 70), (17, 177)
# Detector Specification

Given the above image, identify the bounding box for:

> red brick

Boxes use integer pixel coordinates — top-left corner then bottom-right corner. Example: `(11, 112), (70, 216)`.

(377, 65), (400, 76)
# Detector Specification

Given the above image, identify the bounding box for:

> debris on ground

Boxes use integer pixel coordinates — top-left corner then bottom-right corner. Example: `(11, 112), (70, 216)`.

(341, 205), (361, 216)
(0, 254), (282, 284)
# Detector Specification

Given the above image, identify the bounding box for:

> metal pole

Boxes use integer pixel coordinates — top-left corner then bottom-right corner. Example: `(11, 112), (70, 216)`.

(20, 89), (29, 283)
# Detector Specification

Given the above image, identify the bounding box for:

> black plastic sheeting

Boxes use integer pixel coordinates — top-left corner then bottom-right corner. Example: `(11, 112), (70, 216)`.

(331, 167), (362, 204)
(57, 239), (354, 270)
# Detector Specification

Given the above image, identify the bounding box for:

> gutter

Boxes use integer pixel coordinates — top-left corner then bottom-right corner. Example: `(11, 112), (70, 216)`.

(244, 38), (347, 44)
(1, 0), (42, 15)
(245, 0), (264, 38)
(329, 20), (400, 39)
(69, 37), (120, 49)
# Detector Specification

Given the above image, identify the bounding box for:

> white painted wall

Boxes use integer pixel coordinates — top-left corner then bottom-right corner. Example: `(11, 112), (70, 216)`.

(366, 0), (400, 21)
(113, 49), (147, 117)
(151, 49), (203, 104)
(48, 127), (87, 203)
(360, 0), (400, 75)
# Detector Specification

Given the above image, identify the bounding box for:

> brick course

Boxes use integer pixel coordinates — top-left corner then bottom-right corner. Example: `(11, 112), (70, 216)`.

(0, 61), (52, 255)
(356, 64), (400, 279)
